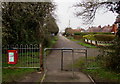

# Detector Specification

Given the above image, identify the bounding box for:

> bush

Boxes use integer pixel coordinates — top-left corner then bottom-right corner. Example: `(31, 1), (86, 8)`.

(90, 32), (112, 35)
(83, 34), (96, 40)
(83, 34), (115, 41)
(95, 35), (115, 41)
(73, 35), (83, 40)
(74, 32), (112, 36)
(74, 32), (88, 36)
(98, 37), (120, 73)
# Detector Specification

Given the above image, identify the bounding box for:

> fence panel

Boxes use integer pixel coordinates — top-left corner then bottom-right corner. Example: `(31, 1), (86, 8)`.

(2, 44), (40, 68)
(86, 48), (98, 69)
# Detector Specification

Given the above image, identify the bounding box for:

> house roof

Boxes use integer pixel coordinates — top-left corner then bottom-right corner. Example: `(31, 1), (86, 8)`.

(87, 25), (115, 32)
(65, 28), (85, 34)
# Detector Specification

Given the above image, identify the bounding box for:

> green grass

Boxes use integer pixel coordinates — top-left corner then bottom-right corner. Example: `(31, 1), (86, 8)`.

(2, 52), (40, 68)
(70, 38), (79, 41)
(45, 36), (58, 55)
(71, 38), (78, 41)
(67, 36), (82, 41)
(49, 36), (58, 47)
(2, 36), (58, 82)
(83, 69), (120, 82)
(78, 42), (97, 48)
(68, 36), (119, 82)
(68, 36), (114, 47)
(2, 52), (40, 82)
(73, 56), (120, 82)
(2, 68), (37, 82)
(67, 36), (97, 48)
(72, 56), (97, 69)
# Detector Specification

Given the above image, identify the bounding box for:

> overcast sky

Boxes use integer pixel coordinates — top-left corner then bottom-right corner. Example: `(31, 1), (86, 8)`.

(53, 0), (118, 32)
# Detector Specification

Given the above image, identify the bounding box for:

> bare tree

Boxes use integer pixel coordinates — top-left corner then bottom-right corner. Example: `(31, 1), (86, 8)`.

(74, 0), (120, 24)
(74, 0), (120, 72)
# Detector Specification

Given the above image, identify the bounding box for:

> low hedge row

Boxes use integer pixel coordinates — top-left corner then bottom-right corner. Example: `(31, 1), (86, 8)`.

(83, 34), (115, 41)
(95, 35), (115, 41)
(74, 32), (113, 36)
(83, 34), (96, 40)
(74, 32), (87, 36)
(73, 35), (83, 40)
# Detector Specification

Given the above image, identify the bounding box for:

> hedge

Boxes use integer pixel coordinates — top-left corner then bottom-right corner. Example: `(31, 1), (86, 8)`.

(88, 32), (112, 35)
(83, 34), (115, 41)
(74, 32), (113, 36)
(94, 35), (115, 41)
(73, 35), (83, 40)
(74, 32), (88, 36)
(83, 34), (96, 41)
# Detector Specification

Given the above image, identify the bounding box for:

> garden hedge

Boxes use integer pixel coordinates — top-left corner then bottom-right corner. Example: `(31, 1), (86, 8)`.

(94, 35), (115, 41)
(83, 34), (96, 40)
(74, 32), (88, 36)
(74, 32), (112, 36)
(83, 34), (115, 41)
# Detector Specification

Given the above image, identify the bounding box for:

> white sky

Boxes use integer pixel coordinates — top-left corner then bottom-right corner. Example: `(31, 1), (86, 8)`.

(53, 0), (118, 31)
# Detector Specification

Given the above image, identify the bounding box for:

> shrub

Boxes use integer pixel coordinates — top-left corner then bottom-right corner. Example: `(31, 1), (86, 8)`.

(98, 37), (120, 73)
(83, 34), (96, 41)
(95, 35), (115, 41)
(83, 34), (115, 41)
(74, 32), (88, 36)
(74, 32), (112, 36)
(73, 35), (83, 40)
(90, 32), (112, 35)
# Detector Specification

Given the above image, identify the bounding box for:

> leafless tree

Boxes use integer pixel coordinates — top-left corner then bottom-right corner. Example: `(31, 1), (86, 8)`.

(74, 0), (120, 24)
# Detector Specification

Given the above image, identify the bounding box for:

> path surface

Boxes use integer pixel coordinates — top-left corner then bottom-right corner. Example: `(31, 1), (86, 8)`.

(16, 35), (99, 83)
(43, 35), (97, 83)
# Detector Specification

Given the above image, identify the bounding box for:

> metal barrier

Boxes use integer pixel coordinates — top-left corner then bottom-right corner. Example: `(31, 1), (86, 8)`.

(2, 44), (41, 68)
(44, 48), (87, 78)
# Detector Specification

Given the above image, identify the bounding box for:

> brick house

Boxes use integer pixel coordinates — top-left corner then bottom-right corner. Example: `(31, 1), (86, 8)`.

(65, 28), (85, 35)
(87, 24), (118, 33)
(111, 24), (118, 34)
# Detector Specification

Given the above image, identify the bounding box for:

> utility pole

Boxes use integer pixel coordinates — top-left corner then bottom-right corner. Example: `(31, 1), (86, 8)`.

(68, 20), (70, 28)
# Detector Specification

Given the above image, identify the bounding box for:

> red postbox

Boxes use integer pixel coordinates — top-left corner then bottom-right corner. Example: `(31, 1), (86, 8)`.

(8, 50), (18, 64)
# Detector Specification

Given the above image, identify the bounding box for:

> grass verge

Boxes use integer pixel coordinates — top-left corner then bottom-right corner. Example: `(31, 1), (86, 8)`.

(44, 36), (58, 55)
(2, 36), (58, 82)
(78, 42), (97, 48)
(73, 56), (120, 83)
(49, 36), (58, 48)
(2, 68), (37, 82)
(67, 36), (97, 48)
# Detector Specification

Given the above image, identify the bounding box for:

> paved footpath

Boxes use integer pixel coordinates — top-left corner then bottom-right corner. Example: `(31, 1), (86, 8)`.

(43, 35), (94, 83)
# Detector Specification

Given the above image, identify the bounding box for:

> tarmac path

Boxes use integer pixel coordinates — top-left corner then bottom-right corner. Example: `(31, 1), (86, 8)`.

(43, 35), (97, 83)
(17, 35), (99, 83)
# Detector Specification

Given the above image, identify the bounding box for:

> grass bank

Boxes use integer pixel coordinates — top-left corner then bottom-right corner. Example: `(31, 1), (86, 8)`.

(44, 36), (58, 55)
(67, 36), (97, 48)
(73, 56), (120, 83)
(78, 42), (97, 48)
(2, 68), (37, 82)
